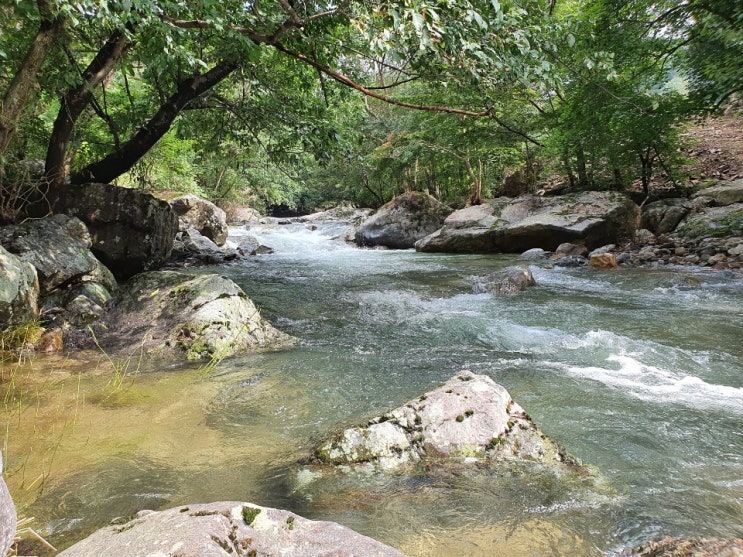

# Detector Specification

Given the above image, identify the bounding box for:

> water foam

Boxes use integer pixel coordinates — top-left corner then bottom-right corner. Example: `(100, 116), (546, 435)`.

(554, 353), (743, 412)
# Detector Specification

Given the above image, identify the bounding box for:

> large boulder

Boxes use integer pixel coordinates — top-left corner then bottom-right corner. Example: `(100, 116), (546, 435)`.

(0, 454), (17, 557)
(52, 183), (178, 280)
(355, 192), (452, 249)
(675, 203), (743, 239)
(101, 271), (292, 360)
(57, 501), (405, 557)
(0, 215), (100, 295)
(170, 194), (229, 246)
(0, 245), (39, 327)
(416, 191), (638, 253)
(693, 179), (743, 207)
(641, 198), (691, 234)
(312, 371), (577, 470)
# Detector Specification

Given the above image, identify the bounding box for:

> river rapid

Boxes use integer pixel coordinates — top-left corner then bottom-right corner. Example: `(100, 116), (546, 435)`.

(3, 221), (743, 555)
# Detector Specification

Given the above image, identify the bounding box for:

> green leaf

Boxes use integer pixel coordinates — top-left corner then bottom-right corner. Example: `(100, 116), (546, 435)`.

(412, 12), (425, 32)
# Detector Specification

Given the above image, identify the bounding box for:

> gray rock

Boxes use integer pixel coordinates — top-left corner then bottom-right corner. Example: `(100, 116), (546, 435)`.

(520, 247), (549, 260)
(416, 191), (638, 253)
(52, 183), (178, 280)
(102, 271), (293, 360)
(0, 215), (101, 295)
(312, 371), (575, 470)
(693, 179), (743, 207)
(588, 244), (616, 257)
(297, 206), (373, 225)
(554, 242), (588, 258)
(471, 266), (536, 295)
(355, 192), (452, 249)
(0, 245), (39, 327)
(57, 501), (404, 557)
(0, 454), (16, 557)
(552, 255), (588, 267)
(634, 228), (657, 244)
(226, 206), (262, 225)
(179, 228), (226, 263)
(170, 194), (229, 246)
(641, 198), (690, 234)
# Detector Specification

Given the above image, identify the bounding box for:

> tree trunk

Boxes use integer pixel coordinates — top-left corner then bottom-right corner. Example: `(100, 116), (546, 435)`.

(70, 59), (238, 185)
(0, 0), (63, 156)
(45, 30), (129, 190)
(576, 146), (590, 189)
(464, 151), (482, 206)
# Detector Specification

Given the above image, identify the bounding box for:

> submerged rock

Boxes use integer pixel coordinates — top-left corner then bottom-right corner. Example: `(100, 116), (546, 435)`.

(311, 371), (578, 470)
(471, 266), (536, 295)
(621, 536), (743, 556)
(57, 501), (405, 557)
(416, 191), (638, 253)
(589, 253), (618, 268)
(355, 192), (452, 249)
(99, 271), (293, 360)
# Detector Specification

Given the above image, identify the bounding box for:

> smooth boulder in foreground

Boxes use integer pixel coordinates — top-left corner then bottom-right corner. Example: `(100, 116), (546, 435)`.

(57, 501), (405, 557)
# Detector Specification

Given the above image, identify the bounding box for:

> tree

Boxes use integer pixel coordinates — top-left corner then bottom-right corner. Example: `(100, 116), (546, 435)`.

(0, 0), (560, 210)
(538, 0), (693, 193)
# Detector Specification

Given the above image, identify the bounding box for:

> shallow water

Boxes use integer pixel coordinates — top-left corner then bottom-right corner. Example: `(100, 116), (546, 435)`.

(2, 222), (743, 555)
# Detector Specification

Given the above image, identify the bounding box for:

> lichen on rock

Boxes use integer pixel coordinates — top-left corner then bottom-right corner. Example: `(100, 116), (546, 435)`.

(310, 371), (582, 472)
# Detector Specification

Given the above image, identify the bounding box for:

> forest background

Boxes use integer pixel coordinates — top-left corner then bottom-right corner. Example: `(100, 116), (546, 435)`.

(1, 0), (741, 220)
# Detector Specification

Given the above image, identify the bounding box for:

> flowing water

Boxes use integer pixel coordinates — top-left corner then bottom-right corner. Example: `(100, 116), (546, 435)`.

(2, 222), (743, 555)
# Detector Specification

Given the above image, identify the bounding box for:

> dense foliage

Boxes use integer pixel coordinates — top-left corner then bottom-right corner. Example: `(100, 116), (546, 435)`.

(0, 0), (739, 219)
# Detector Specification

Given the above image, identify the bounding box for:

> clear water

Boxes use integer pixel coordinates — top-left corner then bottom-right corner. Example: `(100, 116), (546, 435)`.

(3, 222), (742, 555)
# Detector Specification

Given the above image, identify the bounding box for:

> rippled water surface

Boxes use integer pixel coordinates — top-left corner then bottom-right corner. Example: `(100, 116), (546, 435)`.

(3, 222), (742, 555)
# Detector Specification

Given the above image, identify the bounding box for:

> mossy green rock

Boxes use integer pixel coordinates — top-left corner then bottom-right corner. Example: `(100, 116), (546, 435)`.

(0, 245), (39, 328)
(675, 203), (743, 238)
(104, 271), (293, 360)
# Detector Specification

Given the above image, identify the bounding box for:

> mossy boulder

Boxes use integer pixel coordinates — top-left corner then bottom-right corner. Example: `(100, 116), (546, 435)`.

(0, 214), (101, 295)
(0, 245), (39, 328)
(675, 204), (743, 238)
(102, 271), (293, 360)
(692, 179), (743, 207)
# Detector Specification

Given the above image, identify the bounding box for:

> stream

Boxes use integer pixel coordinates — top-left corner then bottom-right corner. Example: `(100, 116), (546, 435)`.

(2, 221), (743, 555)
